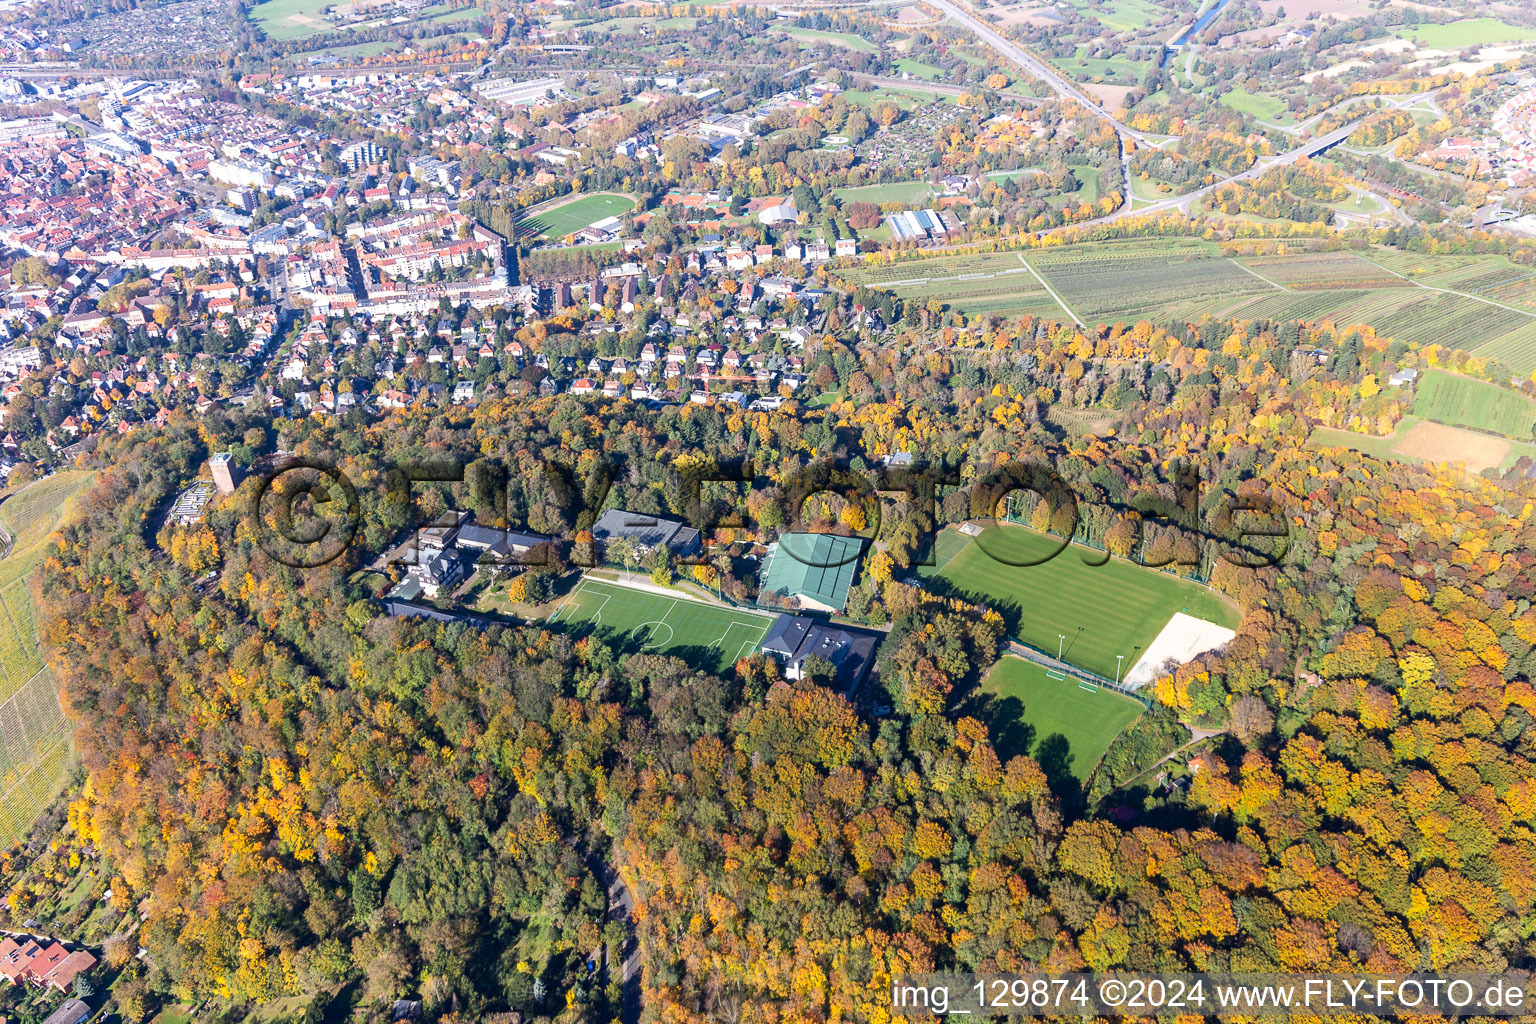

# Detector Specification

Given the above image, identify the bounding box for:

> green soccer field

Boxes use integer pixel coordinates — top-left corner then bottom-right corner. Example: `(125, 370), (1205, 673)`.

(976, 656), (1145, 780)
(549, 577), (775, 672)
(919, 524), (1239, 681)
(519, 194), (636, 239)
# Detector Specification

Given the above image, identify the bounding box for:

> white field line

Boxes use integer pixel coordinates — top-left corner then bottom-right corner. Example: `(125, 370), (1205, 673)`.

(1357, 254), (1536, 320)
(548, 577), (586, 622)
(1229, 259), (1293, 293)
(1017, 254), (1083, 326)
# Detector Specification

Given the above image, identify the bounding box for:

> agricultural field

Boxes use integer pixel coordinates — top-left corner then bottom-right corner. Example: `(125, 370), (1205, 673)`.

(1412, 370), (1536, 439)
(0, 471), (94, 849)
(1237, 252), (1402, 290)
(917, 524), (1239, 682)
(852, 241), (1536, 369)
(518, 193), (636, 239)
(548, 576), (775, 673)
(1225, 289), (1372, 324)
(1031, 249), (1269, 323)
(973, 656), (1145, 780)
(1371, 294), (1531, 354)
(1476, 321), (1536, 372)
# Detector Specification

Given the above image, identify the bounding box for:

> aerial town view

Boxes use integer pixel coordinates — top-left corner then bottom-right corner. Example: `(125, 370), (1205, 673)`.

(1, 0), (1536, 1020)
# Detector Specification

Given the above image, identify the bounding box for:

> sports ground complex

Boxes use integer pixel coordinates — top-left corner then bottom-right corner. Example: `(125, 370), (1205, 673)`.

(546, 519), (1241, 786)
(919, 522), (1239, 682)
(919, 522), (1241, 779)
(549, 577), (775, 673)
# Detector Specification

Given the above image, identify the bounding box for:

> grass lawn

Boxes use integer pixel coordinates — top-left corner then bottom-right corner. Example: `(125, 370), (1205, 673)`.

(974, 655), (1145, 780)
(842, 86), (949, 110)
(784, 27), (878, 52)
(518, 193), (636, 239)
(1047, 163), (1100, 209)
(1066, 47), (1148, 83)
(1067, 0), (1161, 32)
(1220, 88), (1288, 121)
(893, 57), (947, 80)
(805, 390), (842, 409)
(833, 181), (934, 206)
(919, 524), (1238, 681)
(985, 168), (1044, 182)
(1392, 17), (1536, 49)
(548, 577), (774, 673)
(249, 0), (334, 40)
(1412, 369), (1536, 438)
(285, 38), (398, 61)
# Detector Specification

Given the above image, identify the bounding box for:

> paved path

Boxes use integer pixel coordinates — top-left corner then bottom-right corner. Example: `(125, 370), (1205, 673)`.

(567, 835), (642, 1024)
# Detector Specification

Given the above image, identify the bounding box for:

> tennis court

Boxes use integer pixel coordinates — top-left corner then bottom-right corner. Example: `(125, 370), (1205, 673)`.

(549, 577), (775, 672)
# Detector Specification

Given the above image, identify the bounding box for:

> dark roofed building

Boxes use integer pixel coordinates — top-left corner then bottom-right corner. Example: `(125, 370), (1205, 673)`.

(41, 999), (91, 1024)
(760, 613), (877, 695)
(592, 508), (700, 558)
(456, 524), (552, 561)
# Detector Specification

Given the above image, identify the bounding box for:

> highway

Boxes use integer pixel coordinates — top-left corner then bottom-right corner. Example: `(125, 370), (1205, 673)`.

(1106, 118), (1366, 223)
(923, 0), (1158, 144)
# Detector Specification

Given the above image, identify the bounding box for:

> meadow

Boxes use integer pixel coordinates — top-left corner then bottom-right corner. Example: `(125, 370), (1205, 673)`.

(549, 577), (775, 673)
(1220, 88), (1289, 122)
(972, 656), (1145, 780)
(783, 27), (877, 52)
(1308, 415), (1536, 474)
(919, 524), (1239, 682)
(518, 193), (636, 239)
(249, 0), (337, 41)
(1391, 17), (1536, 49)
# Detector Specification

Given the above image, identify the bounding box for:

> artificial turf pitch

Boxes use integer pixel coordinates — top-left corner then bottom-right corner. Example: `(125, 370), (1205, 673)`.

(549, 577), (774, 672)
(919, 523), (1240, 681)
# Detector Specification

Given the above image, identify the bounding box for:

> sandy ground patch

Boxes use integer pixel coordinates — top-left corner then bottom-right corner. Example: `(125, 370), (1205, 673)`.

(285, 12), (321, 25)
(1124, 612), (1237, 690)
(1393, 420), (1509, 472)
(990, 4), (1066, 28)
(1256, 0), (1374, 25)
(1432, 45), (1533, 76)
(1303, 59), (1370, 82)
(895, 5), (935, 23)
(1084, 82), (1134, 108)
